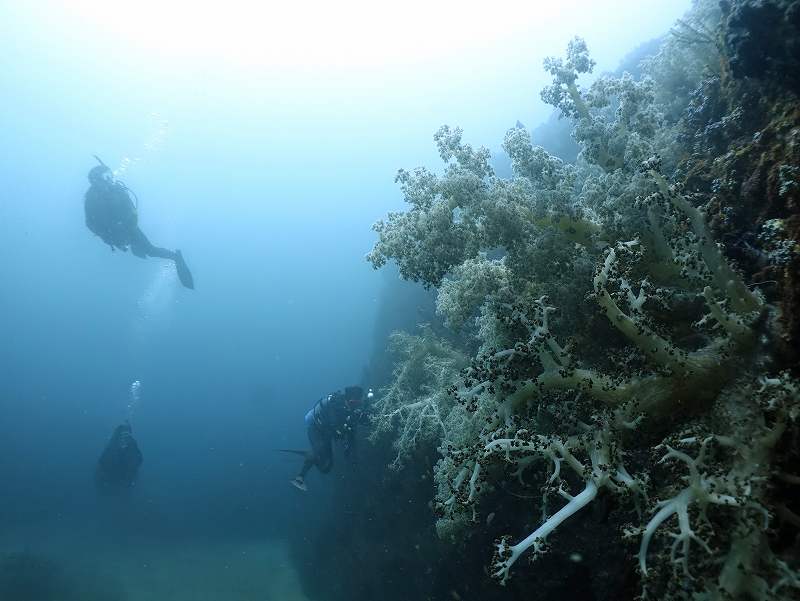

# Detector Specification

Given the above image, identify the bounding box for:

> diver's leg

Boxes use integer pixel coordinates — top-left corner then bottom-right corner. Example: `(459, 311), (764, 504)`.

(302, 425), (333, 475)
(296, 426), (320, 480)
(147, 245), (178, 260)
(292, 426), (324, 490)
(130, 227), (177, 260)
(130, 227), (193, 288)
(298, 455), (315, 478)
(314, 435), (334, 474)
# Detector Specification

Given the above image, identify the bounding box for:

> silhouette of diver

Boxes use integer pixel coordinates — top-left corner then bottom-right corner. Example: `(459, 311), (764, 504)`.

(95, 422), (143, 493)
(84, 156), (194, 289)
(286, 386), (372, 492)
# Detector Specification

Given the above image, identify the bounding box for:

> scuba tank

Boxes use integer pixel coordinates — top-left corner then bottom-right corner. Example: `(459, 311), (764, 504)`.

(93, 154), (139, 212)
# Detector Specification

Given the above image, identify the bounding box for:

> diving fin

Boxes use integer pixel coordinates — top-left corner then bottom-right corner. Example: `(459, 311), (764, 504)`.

(174, 250), (195, 290)
(277, 449), (311, 458)
(290, 477), (308, 492)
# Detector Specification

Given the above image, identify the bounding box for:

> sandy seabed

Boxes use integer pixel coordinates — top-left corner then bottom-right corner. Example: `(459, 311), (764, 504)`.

(0, 522), (312, 601)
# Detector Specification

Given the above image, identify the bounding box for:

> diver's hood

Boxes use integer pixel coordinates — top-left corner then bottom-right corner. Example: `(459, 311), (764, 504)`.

(88, 155), (112, 184)
(88, 164), (112, 184)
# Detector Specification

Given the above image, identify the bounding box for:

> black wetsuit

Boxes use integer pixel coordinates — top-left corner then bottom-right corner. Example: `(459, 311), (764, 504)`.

(84, 172), (194, 289)
(299, 391), (359, 477)
(84, 180), (176, 260)
(95, 423), (143, 493)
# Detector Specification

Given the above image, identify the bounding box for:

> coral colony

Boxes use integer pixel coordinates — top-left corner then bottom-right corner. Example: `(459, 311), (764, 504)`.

(368, 1), (800, 598)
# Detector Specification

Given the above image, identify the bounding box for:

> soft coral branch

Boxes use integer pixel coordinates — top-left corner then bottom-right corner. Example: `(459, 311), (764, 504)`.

(486, 426), (644, 584)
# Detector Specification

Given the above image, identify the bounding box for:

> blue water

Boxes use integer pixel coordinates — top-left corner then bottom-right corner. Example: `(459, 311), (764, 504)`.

(0, 2), (690, 599)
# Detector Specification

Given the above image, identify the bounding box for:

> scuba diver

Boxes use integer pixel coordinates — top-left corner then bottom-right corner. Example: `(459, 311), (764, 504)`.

(286, 386), (372, 492)
(95, 421), (143, 493)
(84, 156), (194, 289)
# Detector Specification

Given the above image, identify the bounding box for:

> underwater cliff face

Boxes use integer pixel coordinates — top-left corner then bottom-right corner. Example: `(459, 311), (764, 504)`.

(345, 1), (800, 600)
(705, 0), (800, 361)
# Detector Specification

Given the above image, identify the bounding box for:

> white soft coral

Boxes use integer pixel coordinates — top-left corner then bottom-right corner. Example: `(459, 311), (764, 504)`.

(487, 424), (645, 584)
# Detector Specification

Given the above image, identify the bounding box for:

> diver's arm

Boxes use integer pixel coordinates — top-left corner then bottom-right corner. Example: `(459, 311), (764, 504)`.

(356, 406), (371, 425)
(343, 417), (357, 461)
(84, 193), (105, 235)
(85, 189), (117, 247)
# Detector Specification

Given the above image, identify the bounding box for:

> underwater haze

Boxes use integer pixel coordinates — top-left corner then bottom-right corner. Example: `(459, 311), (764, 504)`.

(4, 1), (762, 600)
